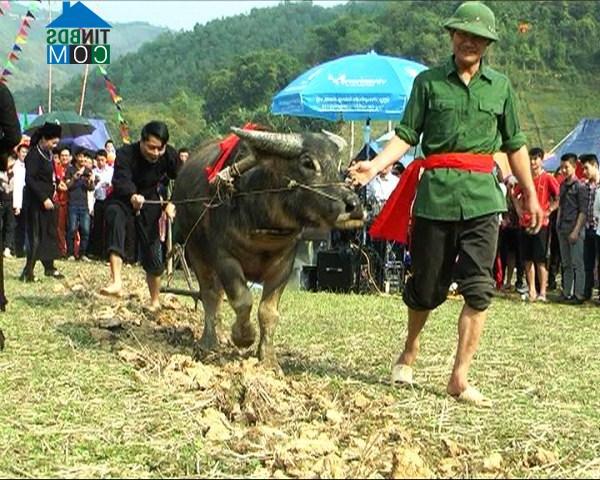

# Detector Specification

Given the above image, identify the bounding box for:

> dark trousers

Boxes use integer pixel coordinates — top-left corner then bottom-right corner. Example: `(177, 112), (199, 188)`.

(499, 227), (524, 287)
(22, 206), (59, 279)
(67, 205), (91, 258)
(14, 209), (27, 257)
(583, 227), (600, 299)
(403, 214), (499, 312)
(0, 199), (15, 252)
(88, 199), (107, 259)
(105, 202), (164, 275)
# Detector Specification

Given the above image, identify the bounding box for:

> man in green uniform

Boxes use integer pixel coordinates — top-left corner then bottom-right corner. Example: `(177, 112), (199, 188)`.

(349, 1), (543, 406)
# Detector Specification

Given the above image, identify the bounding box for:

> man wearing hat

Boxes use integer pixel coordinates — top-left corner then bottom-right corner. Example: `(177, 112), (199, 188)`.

(20, 122), (65, 281)
(349, 2), (543, 405)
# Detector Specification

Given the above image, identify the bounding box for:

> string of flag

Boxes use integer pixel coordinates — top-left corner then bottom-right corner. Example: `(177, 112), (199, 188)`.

(0, 1), (11, 17)
(97, 65), (131, 144)
(0, 0), (42, 84)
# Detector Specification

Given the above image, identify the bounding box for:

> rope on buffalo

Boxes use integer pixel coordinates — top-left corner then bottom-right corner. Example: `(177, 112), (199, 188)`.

(148, 179), (355, 273)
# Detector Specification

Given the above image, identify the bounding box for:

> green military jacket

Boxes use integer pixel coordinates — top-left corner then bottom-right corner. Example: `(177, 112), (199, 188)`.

(395, 56), (527, 220)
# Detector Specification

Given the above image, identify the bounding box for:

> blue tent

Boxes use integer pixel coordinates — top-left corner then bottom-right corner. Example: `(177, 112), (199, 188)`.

(544, 118), (600, 172)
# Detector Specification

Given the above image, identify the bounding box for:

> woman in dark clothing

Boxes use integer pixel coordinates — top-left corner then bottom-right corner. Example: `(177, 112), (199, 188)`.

(20, 122), (64, 282)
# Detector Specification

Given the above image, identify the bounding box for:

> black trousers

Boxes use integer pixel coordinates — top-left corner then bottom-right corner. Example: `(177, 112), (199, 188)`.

(105, 202), (164, 276)
(22, 205), (59, 279)
(14, 209), (27, 257)
(0, 199), (15, 252)
(88, 199), (107, 259)
(403, 214), (499, 312)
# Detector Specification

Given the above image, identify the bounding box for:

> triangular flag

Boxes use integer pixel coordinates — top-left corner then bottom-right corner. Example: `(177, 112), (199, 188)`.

(23, 18), (31, 28)
(4, 60), (16, 70)
(115, 103), (122, 111)
(1, 1), (9, 10)
(0, 8), (4, 16)
(117, 112), (125, 123)
(25, 10), (35, 19)
(2, 69), (12, 76)
(8, 52), (19, 61)
(37, 105), (44, 115)
(97, 65), (108, 76)
(15, 36), (27, 45)
(19, 25), (29, 36)
(22, 113), (29, 130)
(12, 45), (22, 52)
(113, 95), (123, 104)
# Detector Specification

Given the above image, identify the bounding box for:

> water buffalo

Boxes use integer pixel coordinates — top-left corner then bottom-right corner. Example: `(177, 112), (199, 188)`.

(172, 128), (364, 368)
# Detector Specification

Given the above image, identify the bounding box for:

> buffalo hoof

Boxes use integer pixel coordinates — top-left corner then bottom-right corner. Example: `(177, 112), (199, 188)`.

(197, 331), (220, 353)
(258, 349), (283, 376)
(231, 322), (256, 349)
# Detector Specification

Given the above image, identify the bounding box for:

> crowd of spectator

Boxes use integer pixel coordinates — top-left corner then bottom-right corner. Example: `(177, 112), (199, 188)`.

(496, 148), (599, 304)
(0, 137), (190, 271)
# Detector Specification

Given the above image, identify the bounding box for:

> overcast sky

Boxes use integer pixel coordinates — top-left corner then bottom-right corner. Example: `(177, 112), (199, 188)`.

(30, 1), (348, 31)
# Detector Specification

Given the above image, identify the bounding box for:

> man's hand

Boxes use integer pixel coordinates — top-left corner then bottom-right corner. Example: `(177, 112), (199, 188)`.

(43, 198), (54, 210)
(347, 161), (378, 187)
(164, 202), (176, 220)
(568, 230), (580, 244)
(522, 188), (544, 234)
(130, 193), (145, 211)
(13, 207), (20, 216)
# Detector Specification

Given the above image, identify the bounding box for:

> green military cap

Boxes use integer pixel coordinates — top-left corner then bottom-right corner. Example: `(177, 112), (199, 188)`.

(443, 1), (499, 42)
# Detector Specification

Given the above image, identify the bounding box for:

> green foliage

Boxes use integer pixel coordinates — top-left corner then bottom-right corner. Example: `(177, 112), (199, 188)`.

(9, 1), (600, 151)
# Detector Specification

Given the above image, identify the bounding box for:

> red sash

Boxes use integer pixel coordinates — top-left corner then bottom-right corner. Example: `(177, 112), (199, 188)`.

(204, 123), (259, 182)
(369, 152), (495, 244)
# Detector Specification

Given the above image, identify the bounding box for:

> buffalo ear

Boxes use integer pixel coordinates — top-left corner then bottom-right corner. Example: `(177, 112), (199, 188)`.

(321, 129), (347, 153)
(231, 127), (303, 158)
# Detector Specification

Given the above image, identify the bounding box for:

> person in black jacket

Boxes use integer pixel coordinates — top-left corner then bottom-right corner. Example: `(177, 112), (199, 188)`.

(20, 122), (64, 282)
(0, 81), (22, 312)
(100, 121), (177, 311)
(0, 83), (21, 170)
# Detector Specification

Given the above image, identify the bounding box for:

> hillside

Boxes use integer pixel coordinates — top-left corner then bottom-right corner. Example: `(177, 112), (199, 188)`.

(10, 0), (600, 151)
(0, 3), (167, 92)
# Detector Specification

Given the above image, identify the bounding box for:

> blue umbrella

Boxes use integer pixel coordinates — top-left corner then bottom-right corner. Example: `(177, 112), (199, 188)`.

(271, 51), (428, 121)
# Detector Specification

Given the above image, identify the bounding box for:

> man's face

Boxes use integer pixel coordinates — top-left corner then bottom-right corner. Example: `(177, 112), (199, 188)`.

(560, 160), (575, 178)
(583, 162), (598, 181)
(529, 155), (543, 176)
(96, 155), (107, 169)
(179, 151), (189, 164)
(83, 156), (93, 170)
(42, 137), (60, 151)
(75, 153), (85, 168)
(140, 134), (166, 163)
(59, 150), (71, 166)
(451, 29), (490, 67)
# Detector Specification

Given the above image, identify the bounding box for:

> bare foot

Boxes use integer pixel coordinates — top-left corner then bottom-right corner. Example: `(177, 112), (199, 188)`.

(100, 283), (123, 297)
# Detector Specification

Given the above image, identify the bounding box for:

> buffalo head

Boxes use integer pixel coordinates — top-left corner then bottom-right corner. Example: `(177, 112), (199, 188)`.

(231, 127), (365, 230)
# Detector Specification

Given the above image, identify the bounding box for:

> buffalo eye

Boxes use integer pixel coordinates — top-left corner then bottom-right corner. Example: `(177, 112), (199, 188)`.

(301, 155), (317, 171)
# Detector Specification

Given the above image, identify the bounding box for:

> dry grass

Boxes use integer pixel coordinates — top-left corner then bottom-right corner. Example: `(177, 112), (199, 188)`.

(0, 256), (599, 478)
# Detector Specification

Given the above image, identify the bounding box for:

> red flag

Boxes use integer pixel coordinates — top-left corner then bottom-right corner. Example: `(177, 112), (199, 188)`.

(23, 18), (31, 28)
(19, 25), (29, 36)
(8, 52), (18, 61)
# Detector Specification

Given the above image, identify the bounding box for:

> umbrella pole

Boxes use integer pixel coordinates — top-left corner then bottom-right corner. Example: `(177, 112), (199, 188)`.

(349, 121), (355, 162)
(79, 64), (90, 116)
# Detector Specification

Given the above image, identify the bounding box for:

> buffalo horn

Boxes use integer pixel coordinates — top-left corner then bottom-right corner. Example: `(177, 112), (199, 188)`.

(231, 127), (304, 157)
(321, 129), (347, 152)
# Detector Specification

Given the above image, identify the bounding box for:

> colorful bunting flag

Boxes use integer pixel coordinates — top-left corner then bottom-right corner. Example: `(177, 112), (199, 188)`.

(15, 35), (27, 45)
(1, 1), (9, 11)
(22, 113), (29, 130)
(8, 52), (19, 61)
(25, 10), (35, 19)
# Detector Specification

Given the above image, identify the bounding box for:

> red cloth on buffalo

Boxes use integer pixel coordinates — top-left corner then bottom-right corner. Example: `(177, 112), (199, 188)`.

(205, 123), (259, 182)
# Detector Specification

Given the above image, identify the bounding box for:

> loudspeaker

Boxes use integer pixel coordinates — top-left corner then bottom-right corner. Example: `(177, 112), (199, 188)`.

(301, 265), (318, 292)
(317, 249), (357, 293)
